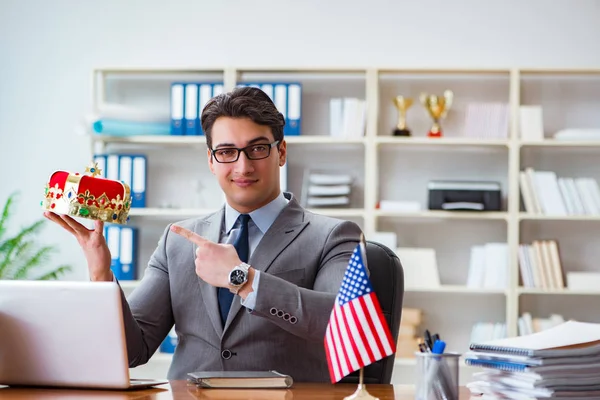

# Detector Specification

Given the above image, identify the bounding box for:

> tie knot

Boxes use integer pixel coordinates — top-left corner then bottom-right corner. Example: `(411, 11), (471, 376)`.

(238, 214), (250, 227)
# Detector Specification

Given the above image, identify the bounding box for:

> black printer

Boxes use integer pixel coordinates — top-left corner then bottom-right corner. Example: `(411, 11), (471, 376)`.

(427, 180), (502, 211)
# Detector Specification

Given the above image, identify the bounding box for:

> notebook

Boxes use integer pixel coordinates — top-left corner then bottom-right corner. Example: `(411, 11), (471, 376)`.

(469, 320), (600, 357)
(466, 351), (600, 366)
(187, 370), (293, 389)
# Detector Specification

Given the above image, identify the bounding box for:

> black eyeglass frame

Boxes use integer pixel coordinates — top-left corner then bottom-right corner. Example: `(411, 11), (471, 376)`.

(210, 140), (280, 163)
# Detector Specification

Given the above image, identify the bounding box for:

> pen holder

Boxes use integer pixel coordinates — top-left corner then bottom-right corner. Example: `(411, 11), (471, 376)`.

(415, 352), (460, 400)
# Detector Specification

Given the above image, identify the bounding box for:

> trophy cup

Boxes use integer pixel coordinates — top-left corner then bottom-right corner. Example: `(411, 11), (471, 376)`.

(392, 96), (413, 136)
(420, 90), (453, 138)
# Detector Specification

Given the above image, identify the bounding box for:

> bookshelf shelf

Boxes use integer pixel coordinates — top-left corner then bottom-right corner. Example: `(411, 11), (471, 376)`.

(375, 210), (509, 221)
(91, 135), (207, 145)
(286, 136), (366, 145)
(88, 66), (600, 385)
(518, 288), (600, 296)
(519, 213), (600, 221)
(375, 137), (510, 147)
(405, 286), (507, 295)
(129, 208), (217, 217)
(151, 353), (175, 362)
(128, 207), (365, 218)
(117, 280), (141, 290)
(520, 140), (600, 148)
(90, 134), (366, 146)
(307, 208), (366, 218)
(393, 358), (416, 366)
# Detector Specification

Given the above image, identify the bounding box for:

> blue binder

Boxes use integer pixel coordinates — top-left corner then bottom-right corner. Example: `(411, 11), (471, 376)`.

(184, 83), (199, 136)
(170, 82), (185, 135)
(116, 226), (137, 281)
(131, 155), (147, 208)
(106, 225), (121, 279)
(197, 83), (212, 136)
(160, 327), (178, 353)
(286, 83), (302, 136)
(271, 82), (302, 136)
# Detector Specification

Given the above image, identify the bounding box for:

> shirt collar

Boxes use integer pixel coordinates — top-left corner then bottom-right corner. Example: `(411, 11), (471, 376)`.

(225, 192), (289, 234)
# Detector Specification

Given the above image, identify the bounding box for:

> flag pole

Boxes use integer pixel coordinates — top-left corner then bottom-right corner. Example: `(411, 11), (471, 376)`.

(343, 367), (379, 400)
(344, 235), (379, 400)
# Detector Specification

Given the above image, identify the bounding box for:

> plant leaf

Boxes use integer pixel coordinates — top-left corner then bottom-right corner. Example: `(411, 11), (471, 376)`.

(0, 192), (70, 281)
(0, 219), (45, 253)
(0, 240), (34, 279)
(11, 246), (56, 280)
(36, 265), (72, 280)
(0, 192), (17, 244)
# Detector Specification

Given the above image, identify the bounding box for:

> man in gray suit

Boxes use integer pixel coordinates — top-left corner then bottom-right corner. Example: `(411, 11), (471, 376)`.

(44, 86), (363, 382)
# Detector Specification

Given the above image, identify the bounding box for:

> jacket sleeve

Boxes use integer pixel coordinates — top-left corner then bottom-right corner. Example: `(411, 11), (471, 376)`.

(118, 225), (174, 367)
(249, 220), (362, 342)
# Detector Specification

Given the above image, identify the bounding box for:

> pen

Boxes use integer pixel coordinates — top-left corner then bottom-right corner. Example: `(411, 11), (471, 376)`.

(432, 340), (446, 355)
(424, 329), (433, 350)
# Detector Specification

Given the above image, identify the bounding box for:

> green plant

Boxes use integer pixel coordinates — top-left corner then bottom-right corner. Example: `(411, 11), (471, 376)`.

(0, 191), (71, 280)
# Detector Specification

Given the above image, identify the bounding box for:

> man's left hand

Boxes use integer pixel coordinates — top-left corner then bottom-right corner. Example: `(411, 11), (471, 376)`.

(170, 224), (241, 289)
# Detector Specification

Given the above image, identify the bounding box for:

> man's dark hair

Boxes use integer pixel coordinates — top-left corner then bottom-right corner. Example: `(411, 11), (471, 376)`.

(201, 86), (286, 149)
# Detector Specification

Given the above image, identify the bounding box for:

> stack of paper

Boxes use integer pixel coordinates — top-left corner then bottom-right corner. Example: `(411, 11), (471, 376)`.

(466, 320), (600, 399)
(301, 171), (353, 207)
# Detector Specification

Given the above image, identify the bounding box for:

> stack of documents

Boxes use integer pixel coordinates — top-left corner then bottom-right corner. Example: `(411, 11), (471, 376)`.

(466, 320), (600, 399)
(301, 171), (353, 207)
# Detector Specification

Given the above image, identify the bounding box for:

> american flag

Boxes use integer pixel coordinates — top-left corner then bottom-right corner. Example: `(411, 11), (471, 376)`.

(324, 242), (396, 383)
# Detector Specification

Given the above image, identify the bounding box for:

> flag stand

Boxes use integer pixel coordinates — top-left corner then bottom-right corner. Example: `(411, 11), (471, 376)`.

(343, 367), (379, 400)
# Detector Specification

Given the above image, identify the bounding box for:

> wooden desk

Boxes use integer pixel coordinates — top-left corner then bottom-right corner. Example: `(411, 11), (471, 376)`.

(0, 381), (473, 399)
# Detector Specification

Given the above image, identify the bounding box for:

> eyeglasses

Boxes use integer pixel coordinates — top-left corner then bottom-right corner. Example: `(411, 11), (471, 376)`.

(211, 141), (280, 163)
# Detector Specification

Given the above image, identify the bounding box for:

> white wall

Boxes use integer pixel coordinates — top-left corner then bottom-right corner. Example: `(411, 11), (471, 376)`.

(1, 0), (600, 279)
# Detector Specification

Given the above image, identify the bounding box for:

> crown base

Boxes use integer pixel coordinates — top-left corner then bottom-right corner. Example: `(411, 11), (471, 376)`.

(42, 198), (129, 225)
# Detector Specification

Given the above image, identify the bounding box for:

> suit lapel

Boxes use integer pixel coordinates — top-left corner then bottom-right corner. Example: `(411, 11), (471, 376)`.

(195, 208), (225, 338)
(223, 196), (309, 333)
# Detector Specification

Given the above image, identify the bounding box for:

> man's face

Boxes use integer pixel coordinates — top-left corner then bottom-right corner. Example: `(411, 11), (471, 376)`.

(207, 117), (287, 213)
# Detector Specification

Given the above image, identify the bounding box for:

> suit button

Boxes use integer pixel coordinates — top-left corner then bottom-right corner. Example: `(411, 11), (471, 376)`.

(221, 350), (232, 360)
(270, 307), (278, 315)
(276, 310), (284, 318)
(283, 313), (290, 321)
(289, 316), (298, 324)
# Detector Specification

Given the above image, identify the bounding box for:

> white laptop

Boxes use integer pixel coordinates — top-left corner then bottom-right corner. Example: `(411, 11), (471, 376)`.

(0, 280), (167, 389)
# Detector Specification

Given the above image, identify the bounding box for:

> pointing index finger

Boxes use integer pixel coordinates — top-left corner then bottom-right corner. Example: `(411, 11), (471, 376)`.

(170, 225), (209, 246)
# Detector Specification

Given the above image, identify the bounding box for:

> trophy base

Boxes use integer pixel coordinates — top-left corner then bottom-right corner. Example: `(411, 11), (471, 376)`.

(393, 128), (411, 137)
(427, 130), (442, 138)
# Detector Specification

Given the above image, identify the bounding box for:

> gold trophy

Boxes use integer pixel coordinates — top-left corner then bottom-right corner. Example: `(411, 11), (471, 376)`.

(420, 90), (453, 138)
(392, 96), (413, 136)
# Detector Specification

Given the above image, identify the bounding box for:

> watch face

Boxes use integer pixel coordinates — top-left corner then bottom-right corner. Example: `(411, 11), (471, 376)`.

(230, 269), (247, 285)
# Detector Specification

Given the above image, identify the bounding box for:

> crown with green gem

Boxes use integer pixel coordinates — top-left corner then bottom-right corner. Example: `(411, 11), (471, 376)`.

(42, 162), (131, 224)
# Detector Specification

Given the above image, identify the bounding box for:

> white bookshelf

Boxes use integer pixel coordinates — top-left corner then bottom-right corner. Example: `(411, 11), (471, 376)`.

(90, 67), (600, 384)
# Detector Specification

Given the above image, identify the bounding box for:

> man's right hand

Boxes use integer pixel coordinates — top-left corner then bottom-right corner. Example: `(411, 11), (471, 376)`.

(43, 211), (113, 282)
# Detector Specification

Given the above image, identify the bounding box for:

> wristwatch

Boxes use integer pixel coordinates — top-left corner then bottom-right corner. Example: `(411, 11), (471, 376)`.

(228, 262), (250, 294)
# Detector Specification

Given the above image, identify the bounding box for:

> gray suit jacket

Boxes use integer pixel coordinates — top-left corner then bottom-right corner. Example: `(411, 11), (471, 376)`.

(119, 193), (362, 381)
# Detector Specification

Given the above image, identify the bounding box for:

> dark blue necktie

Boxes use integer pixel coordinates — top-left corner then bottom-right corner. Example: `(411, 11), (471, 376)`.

(218, 214), (250, 325)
